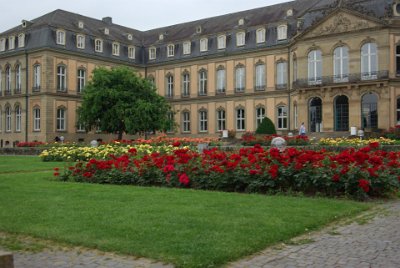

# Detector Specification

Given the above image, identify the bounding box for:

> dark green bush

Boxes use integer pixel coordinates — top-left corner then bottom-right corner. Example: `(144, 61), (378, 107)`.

(256, 117), (276, 135)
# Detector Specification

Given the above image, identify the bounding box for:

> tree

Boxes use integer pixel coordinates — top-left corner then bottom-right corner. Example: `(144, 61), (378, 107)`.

(255, 117), (277, 135)
(78, 66), (173, 140)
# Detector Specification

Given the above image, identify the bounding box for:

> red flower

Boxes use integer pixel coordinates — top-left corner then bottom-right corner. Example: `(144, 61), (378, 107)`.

(163, 164), (175, 173)
(53, 167), (59, 171)
(83, 172), (93, 178)
(358, 179), (370, 193)
(332, 174), (340, 182)
(249, 169), (259, 175)
(53, 172), (60, 177)
(172, 141), (181, 147)
(179, 173), (190, 186)
(268, 164), (279, 179)
(369, 142), (379, 149)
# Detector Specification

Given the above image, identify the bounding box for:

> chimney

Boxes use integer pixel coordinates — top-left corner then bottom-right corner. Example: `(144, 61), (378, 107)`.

(102, 17), (112, 25)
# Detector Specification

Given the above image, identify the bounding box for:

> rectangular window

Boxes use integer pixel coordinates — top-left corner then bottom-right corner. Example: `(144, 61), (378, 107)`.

(183, 41), (191, 55)
(57, 66), (67, 91)
(166, 75), (174, 98)
(294, 104), (298, 129)
(236, 32), (245, 47)
(217, 35), (226, 49)
(256, 107), (265, 128)
(128, 46), (135, 59)
(216, 69), (226, 94)
(77, 69), (86, 93)
(182, 73), (190, 97)
(182, 112), (190, 132)
(200, 38), (208, 52)
(33, 65), (41, 91)
(149, 47), (156, 60)
(236, 109), (245, 131)
(8, 36), (15, 50)
(56, 30), (65, 45)
(277, 106), (288, 129)
(95, 39), (103, 52)
(277, 25), (287, 40)
(15, 65), (21, 92)
(0, 38), (5, 51)
(77, 35), (85, 49)
(198, 71), (207, 96)
(33, 108), (40, 131)
(167, 44), (174, 57)
(15, 106), (21, 132)
(5, 108), (11, 132)
(235, 66), (245, 92)
(276, 62), (287, 89)
(217, 110), (226, 131)
(112, 42), (120, 56)
(256, 28), (266, 43)
(255, 64), (265, 90)
(199, 110), (208, 132)
(56, 109), (66, 131)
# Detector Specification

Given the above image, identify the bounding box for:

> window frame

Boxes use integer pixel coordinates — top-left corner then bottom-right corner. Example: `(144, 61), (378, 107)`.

(256, 28), (266, 43)
(5, 106), (11, 132)
(255, 63), (266, 90)
(182, 111), (191, 133)
(217, 35), (226, 50)
(33, 107), (40, 131)
(95, 39), (103, 52)
(198, 69), (207, 96)
(217, 109), (226, 132)
(15, 64), (21, 92)
(0, 38), (5, 51)
(56, 108), (66, 131)
(112, 42), (120, 56)
(33, 64), (41, 91)
(276, 61), (287, 88)
(166, 74), (174, 98)
(128, 46), (135, 59)
(149, 47), (156, 60)
(200, 38), (208, 52)
(308, 50), (322, 85)
(15, 105), (21, 132)
(77, 68), (86, 93)
(235, 65), (246, 92)
(277, 24), (288, 40)
(5, 66), (11, 93)
(277, 106), (288, 129)
(167, 44), (175, 57)
(8, 36), (15, 50)
(361, 42), (378, 80)
(333, 46), (349, 82)
(57, 65), (67, 92)
(199, 110), (208, 132)
(216, 68), (226, 94)
(76, 34), (85, 49)
(56, 30), (66, 45)
(182, 72), (190, 97)
(236, 32), (246, 47)
(236, 108), (245, 131)
(256, 107), (265, 129)
(183, 41), (191, 55)
(18, 33), (25, 48)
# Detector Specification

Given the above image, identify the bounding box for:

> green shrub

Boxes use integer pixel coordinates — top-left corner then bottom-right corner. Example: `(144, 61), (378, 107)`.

(256, 117), (277, 135)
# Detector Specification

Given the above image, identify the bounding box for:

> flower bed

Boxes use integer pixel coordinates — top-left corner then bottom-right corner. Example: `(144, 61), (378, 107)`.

(319, 137), (395, 146)
(16, 141), (47, 147)
(241, 132), (310, 146)
(57, 143), (400, 200)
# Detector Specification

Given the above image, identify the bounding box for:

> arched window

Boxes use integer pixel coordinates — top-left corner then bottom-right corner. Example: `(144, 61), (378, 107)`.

(167, 44), (174, 57)
(182, 111), (190, 132)
(277, 106), (288, 129)
(200, 38), (208, 52)
(33, 107), (40, 131)
(255, 63), (265, 90)
(308, 50), (322, 85)
(361, 42), (378, 80)
(33, 64), (41, 91)
(95, 39), (103, 52)
(18, 33), (25, 48)
(217, 35), (226, 50)
(256, 28), (266, 43)
(77, 68), (86, 93)
(277, 25), (287, 40)
(256, 106), (265, 128)
(76, 34), (85, 49)
(216, 67), (226, 94)
(236, 32), (245, 47)
(235, 64), (245, 92)
(199, 110), (208, 132)
(216, 109), (226, 132)
(333, 46), (349, 82)
(166, 74), (174, 98)
(198, 69), (207, 96)
(361, 93), (378, 129)
(5, 66), (11, 94)
(56, 107), (66, 131)
(15, 105), (21, 132)
(56, 30), (66, 45)
(182, 72), (190, 97)
(5, 106), (11, 132)
(15, 64), (21, 93)
(276, 61), (287, 89)
(236, 108), (245, 131)
(57, 65), (67, 92)
(334, 95), (349, 131)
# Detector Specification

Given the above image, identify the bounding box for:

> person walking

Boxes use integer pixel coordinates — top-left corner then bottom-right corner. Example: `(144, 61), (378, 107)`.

(299, 122), (306, 136)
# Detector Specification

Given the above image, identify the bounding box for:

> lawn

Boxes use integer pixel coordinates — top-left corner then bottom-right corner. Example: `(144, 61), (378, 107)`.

(0, 156), (370, 267)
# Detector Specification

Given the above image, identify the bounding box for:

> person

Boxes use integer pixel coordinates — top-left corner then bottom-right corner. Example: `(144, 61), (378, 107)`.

(299, 122), (306, 136)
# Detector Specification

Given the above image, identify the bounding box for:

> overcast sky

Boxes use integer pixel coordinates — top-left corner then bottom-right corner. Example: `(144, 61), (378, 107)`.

(1, 0), (288, 33)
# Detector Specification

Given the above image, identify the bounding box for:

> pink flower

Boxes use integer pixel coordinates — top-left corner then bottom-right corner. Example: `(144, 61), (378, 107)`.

(179, 173), (190, 186)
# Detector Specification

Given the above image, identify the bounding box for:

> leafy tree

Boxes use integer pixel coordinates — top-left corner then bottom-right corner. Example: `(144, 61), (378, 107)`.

(255, 117), (277, 135)
(78, 66), (173, 140)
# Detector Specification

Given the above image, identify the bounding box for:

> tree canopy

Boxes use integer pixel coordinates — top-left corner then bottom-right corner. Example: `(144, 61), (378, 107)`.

(78, 66), (173, 139)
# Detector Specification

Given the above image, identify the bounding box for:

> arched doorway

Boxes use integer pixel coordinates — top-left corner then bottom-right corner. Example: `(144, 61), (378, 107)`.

(361, 93), (378, 129)
(334, 95), (349, 131)
(309, 97), (322, 132)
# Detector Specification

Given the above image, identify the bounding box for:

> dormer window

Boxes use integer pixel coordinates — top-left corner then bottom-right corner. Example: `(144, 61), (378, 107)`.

(104, 28), (109, 35)
(95, 39), (103, 52)
(286, 9), (293, 17)
(8, 36), (15, 50)
(200, 38), (208, 52)
(217, 35), (226, 50)
(277, 24), (288, 40)
(112, 42), (120, 56)
(18, 33), (25, 48)
(238, 18), (245, 26)
(183, 41), (191, 55)
(236, 32), (245, 47)
(128, 46), (135, 59)
(127, 34), (133, 40)
(56, 30), (66, 45)
(167, 44), (174, 57)
(21, 20), (32, 28)
(159, 34), (164, 41)
(78, 21), (84, 29)
(256, 28), (266, 43)
(76, 34), (85, 49)
(196, 26), (202, 34)
(149, 47), (156, 60)
(0, 38), (5, 51)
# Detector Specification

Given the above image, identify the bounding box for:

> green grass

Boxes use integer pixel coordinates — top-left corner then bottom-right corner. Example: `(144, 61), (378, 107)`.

(0, 156), (370, 267)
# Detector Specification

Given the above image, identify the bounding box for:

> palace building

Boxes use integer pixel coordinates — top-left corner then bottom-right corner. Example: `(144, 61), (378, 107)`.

(1, 0), (400, 145)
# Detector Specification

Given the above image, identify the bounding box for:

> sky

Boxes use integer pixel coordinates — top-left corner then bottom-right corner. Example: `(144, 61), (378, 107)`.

(0, 0), (288, 33)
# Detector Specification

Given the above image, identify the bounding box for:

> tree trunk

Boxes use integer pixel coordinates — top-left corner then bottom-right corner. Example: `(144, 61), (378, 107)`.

(144, 131), (148, 140)
(118, 130), (123, 140)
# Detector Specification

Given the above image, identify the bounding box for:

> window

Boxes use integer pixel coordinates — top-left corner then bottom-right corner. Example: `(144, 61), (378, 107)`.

(217, 109), (226, 131)
(397, 97), (400, 124)
(361, 93), (378, 129)
(167, 44), (174, 57)
(397, 45), (400, 76)
(56, 30), (66, 45)
(256, 28), (266, 43)
(167, 112), (174, 133)
(293, 56), (298, 82)
(255, 64), (265, 90)
(57, 65), (67, 91)
(112, 42), (120, 56)
(33, 107), (40, 131)
(216, 68), (226, 94)
(5, 66), (11, 94)
(236, 32), (245, 47)
(198, 69), (207, 96)
(0, 109), (2, 132)
(15, 105), (21, 132)
(277, 106), (288, 129)
(361, 42), (378, 79)
(149, 47), (156, 60)
(15, 64), (21, 93)
(308, 50), (322, 85)
(277, 25), (287, 40)
(18, 33), (25, 48)
(33, 64), (41, 90)
(256, 107), (265, 128)
(8, 36), (15, 50)
(5, 106), (11, 132)
(95, 39), (103, 52)
(200, 38), (208, 52)
(199, 110), (208, 132)
(182, 111), (190, 132)
(217, 35), (226, 50)
(128, 46), (135, 59)
(0, 38), (5, 51)
(276, 62), (287, 88)
(333, 46), (349, 82)
(183, 41), (191, 55)
(76, 34), (85, 49)
(235, 65), (245, 92)
(236, 108), (245, 131)
(294, 104), (298, 129)
(56, 108), (66, 131)
(77, 69), (86, 93)
(166, 74), (174, 98)
(182, 72), (190, 97)
(0, 68), (2, 94)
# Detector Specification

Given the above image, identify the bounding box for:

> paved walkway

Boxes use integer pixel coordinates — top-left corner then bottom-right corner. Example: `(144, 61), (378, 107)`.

(228, 201), (400, 268)
(2, 201), (399, 268)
